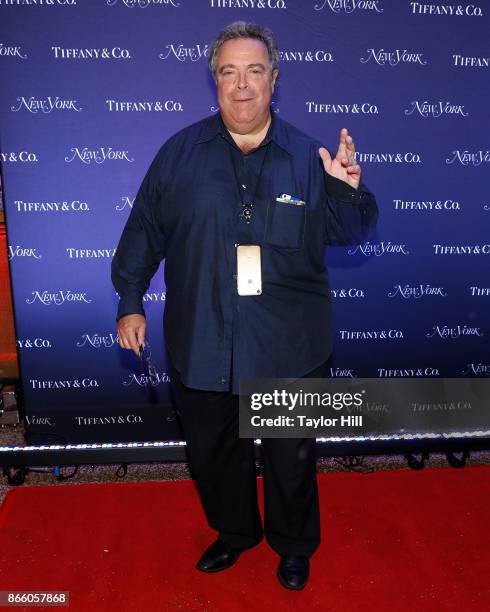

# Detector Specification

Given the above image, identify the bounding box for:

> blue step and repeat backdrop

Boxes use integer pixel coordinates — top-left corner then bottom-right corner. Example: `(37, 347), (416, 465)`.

(0, 0), (488, 445)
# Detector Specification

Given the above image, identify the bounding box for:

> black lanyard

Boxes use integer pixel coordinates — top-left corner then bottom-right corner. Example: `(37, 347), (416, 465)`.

(228, 141), (271, 224)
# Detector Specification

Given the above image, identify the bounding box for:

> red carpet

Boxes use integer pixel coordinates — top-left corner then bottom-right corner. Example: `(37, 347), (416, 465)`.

(0, 466), (488, 611)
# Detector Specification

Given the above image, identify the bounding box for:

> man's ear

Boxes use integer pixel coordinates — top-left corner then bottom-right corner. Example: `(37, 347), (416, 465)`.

(271, 69), (279, 92)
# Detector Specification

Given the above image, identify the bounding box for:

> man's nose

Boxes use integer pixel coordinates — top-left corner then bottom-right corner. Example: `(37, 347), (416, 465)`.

(237, 71), (248, 89)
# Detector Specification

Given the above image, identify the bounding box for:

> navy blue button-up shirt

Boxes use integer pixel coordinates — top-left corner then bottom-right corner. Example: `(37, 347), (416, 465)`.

(111, 112), (378, 393)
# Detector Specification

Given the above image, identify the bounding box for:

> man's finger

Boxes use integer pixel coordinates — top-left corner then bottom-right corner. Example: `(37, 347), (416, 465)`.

(336, 128), (348, 161)
(346, 164), (361, 175)
(117, 328), (132, 350)
(119, 336), (131, 350)
(126, 324), (145, 355)
(319, 147), (332, 170)
(346, 134), (356, 159)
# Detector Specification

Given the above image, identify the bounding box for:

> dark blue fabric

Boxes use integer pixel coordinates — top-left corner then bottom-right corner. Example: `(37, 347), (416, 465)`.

(111, 111), (378, 393)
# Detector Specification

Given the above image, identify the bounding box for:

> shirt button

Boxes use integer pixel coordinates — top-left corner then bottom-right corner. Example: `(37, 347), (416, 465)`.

(233, 273), (237, 279)
(242, 184), (247, 190)
(220, 377), (227, 384)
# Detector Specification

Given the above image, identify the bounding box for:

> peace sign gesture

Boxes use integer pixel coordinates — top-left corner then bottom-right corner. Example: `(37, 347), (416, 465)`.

(319, 128), (361, 190)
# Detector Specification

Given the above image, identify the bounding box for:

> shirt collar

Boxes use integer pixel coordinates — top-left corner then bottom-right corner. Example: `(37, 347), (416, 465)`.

(195, 110), (294, 156)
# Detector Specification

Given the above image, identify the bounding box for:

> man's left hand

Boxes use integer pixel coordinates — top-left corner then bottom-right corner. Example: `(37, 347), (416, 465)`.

(319, 128), (361, 190)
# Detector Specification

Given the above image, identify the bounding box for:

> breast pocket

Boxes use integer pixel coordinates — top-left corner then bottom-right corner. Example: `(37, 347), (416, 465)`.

(264, 200), (306, 249)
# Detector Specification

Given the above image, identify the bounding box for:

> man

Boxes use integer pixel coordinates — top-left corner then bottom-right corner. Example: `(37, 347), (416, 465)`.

(112, 22), (377, 590)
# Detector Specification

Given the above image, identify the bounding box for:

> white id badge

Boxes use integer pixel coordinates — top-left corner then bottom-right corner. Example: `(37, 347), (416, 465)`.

(237, 245), (262, 296)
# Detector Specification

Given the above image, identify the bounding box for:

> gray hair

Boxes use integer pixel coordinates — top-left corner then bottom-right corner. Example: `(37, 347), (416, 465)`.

(208, 21), (280, 79)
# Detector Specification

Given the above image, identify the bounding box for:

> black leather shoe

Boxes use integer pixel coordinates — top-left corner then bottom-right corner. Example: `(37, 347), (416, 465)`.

(196, 539), (244, 573)
(277, 555), (310, 590)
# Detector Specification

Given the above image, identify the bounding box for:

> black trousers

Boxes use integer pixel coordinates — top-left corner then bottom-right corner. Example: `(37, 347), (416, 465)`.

(168, 361), (327, 558)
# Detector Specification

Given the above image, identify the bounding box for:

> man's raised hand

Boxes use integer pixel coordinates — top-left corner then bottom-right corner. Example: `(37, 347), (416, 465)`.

(319, 128), (361, 190)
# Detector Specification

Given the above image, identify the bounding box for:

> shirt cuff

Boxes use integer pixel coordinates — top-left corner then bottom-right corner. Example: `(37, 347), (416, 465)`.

(325, 172), (360, 204)
(116, 293), (145, 322)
